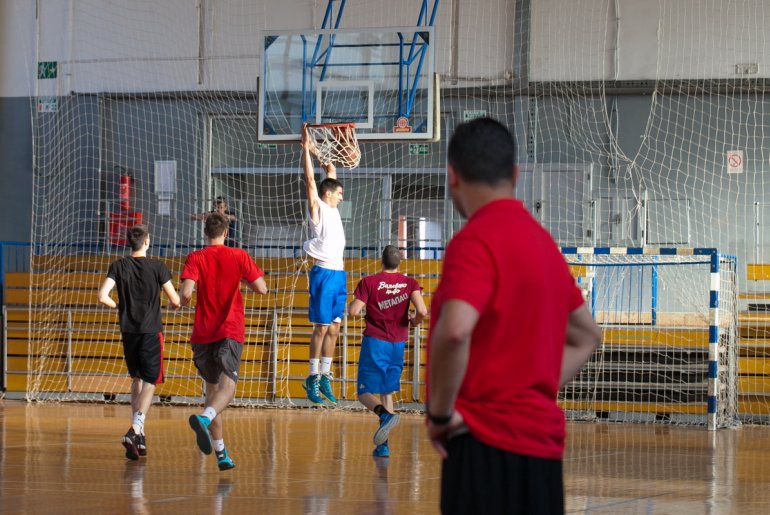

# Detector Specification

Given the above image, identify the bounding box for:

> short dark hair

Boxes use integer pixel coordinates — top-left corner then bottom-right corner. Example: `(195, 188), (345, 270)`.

(382, 245), (401, 270)
(127, 224), (149, 252)
(447, 117), (517, 186)
(319, 178), (343, 198)
(205, 212), (229, 239)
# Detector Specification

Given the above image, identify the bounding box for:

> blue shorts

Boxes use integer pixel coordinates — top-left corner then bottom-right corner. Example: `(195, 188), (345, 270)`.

(308, 265), (347, 325)
(357, 336), (406, 395)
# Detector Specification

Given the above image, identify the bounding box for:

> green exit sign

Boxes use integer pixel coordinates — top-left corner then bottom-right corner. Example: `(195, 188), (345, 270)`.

(408, 144), (430, 156)
(37, 61), (58, 79)
(463, 109), (487, 121)
(257, 143), (277, 150)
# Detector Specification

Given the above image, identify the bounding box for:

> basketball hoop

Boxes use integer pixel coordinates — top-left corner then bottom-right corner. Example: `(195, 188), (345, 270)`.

(304, 122), (361, 169)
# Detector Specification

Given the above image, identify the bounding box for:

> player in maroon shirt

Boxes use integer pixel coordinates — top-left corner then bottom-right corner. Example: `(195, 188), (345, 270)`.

(349, 245), (427, 458)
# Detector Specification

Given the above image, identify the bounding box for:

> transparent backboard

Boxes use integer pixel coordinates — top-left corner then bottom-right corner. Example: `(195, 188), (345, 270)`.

(259, 27), (437, 141)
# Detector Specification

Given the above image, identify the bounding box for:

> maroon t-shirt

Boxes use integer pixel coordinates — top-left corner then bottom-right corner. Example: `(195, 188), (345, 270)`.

(353, 271), (422, 343)
(428, 198), (584, 460)
(180, 245), (263, 344)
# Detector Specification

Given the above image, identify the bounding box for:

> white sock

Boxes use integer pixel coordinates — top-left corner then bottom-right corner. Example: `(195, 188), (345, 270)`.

(202, 407), (217, 421)
(132, 411), (145, 434)
(320, 357), (333, 375)
(309, 358), (320, 376)
(213, 439), (225, 453)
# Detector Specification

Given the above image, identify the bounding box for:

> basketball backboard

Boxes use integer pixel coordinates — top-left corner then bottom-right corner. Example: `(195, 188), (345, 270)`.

(258, 27), (438, 141)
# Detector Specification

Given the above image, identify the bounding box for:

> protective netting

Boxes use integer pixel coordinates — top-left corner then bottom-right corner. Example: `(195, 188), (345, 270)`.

(11, 0), (769, 422)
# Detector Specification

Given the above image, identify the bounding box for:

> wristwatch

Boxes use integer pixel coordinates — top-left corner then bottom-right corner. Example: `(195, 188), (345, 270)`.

(427, 412), (453, 425)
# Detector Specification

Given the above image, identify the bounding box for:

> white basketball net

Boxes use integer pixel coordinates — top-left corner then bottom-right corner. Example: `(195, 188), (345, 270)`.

(305, 123), (361, 169)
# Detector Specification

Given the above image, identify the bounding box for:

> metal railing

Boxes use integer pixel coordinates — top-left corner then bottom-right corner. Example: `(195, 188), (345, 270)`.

(3, 304), (427, 404)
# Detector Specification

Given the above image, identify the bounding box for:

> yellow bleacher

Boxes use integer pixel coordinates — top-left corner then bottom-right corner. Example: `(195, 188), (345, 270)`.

(8, 255), (770, 417)
(3, 256), (438, 402)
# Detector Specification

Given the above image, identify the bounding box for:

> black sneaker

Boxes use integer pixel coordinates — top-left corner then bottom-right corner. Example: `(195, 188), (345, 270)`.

(122, 428), (140, 461)
(137, 434), (147, 457)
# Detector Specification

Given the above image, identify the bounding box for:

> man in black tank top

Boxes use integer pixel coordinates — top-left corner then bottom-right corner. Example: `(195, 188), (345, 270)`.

(98, 224), (181, 460)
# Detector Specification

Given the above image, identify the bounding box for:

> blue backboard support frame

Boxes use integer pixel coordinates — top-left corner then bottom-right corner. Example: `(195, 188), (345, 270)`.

(258, 26), (437, 142)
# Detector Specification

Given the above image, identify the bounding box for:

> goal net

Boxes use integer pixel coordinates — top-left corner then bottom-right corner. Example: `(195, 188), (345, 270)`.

(559, 249), (739, 428)
(13, 0), (764, 422)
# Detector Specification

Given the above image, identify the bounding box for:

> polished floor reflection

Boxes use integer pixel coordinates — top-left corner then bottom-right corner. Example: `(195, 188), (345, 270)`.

(2, 401), (770, 514)
(565, 422), (770, 514)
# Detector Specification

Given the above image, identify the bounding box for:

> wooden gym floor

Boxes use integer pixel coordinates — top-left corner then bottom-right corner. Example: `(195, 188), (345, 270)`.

(2, 401), (770, 514)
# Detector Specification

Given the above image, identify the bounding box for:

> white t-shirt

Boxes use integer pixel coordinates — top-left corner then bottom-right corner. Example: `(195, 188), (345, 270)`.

(303, 200), (345, 270)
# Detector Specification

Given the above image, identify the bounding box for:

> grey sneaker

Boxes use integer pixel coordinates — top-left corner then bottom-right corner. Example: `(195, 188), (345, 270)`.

(373, 412), (400, 446)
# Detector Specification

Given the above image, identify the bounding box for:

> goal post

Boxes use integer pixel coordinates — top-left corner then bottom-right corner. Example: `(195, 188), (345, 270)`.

(559, 247), (739, 429)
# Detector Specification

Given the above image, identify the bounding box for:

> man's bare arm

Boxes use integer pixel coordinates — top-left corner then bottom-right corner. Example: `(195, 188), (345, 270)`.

(97, 278), (117, 309)
(348, 298), (365, 317)
(179, 279), (196, 307)
(246, 276), (268, 295)
(161, 280), (181, 309)
(301, 125), (321, 223)
(426, 299), (476, 458)
(428, 299), (478, 418)
(322, 161), (336, 180)
(559, 303), (602, 388)
(409, 290), (428, 326)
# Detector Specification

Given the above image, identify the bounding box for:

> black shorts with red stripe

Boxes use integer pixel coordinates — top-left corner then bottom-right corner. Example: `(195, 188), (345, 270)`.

(121, 332), (165, 385)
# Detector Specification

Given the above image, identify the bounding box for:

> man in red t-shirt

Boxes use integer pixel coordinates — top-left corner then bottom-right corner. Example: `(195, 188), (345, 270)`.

(180, 213), (268, 471)
(349, 245), (427, 458)
(426, 118), (602, 514)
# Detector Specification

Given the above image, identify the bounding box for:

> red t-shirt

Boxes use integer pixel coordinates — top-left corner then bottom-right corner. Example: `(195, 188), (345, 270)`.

(428, 199), (584, 460)
(180, 245), (264, 344)
(353, 271), (422, 343)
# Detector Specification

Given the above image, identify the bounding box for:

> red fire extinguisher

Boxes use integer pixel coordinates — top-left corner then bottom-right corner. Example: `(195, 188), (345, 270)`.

(119, 174), (133, 212)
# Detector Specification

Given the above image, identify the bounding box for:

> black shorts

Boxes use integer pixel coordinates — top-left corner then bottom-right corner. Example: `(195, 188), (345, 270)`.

(121, 332), (165, 385)
(441, 433), (564, 515)
(192, 338), (243, 384)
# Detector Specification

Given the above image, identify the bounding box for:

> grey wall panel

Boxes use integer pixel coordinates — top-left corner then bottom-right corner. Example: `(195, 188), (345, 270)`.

(0, 97), (32, 242)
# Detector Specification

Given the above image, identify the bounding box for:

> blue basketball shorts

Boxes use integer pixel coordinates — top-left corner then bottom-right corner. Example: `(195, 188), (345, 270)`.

(308, 265), (347, 325)
(357, 336), (406, 395)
